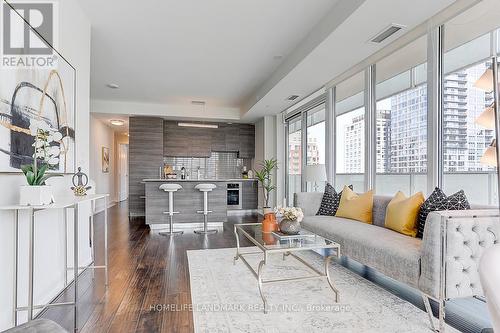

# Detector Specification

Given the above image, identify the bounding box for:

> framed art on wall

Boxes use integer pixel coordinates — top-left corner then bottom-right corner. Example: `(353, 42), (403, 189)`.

(0, 1), (76, 174)
(102, 147), (110, 173)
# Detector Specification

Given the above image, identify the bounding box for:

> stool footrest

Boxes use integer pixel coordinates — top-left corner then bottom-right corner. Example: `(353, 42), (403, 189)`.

(197, 210), (213, 214)
(163, 211), (180, 214)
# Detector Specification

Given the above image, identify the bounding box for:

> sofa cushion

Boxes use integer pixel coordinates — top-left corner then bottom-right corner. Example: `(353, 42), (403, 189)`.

(372, 195), (393, 227)
(316, 184), (352, 216)
(417, 188), (471, 239)
(301, 215), (422, 288)
(384, 191), (424, 237)
(417, 187), (447, 238)
(335, 186), (374, 224)
(294, 192), (323, 217)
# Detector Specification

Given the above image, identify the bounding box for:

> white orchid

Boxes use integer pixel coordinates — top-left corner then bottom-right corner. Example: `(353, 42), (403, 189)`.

(48, 146), (60, 156)
(29, 119), (62, 168)
(52, 131), (63, 142)
(29, 119), (51, 136)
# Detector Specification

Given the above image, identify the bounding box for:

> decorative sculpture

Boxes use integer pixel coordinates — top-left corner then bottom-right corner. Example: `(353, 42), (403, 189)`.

(71, 167), (91, 196)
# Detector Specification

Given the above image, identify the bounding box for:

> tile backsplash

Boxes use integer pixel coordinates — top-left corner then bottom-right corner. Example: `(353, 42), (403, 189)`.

(164, 152), (252, 179)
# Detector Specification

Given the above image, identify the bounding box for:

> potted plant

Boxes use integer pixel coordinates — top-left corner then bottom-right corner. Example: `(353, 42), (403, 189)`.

(19, 121), (61, 205)
(254, 158), (278, 215)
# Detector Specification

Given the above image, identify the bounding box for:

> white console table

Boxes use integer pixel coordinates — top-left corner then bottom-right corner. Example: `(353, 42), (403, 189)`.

(0, 194), (109, 332)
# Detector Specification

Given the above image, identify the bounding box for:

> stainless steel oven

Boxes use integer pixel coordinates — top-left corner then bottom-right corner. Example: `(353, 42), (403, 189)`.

(227, 182), (242, 209)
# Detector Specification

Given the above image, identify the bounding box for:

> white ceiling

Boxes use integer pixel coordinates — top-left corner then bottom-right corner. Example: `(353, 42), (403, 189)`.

(77, 0), (338, 107)
(242, 0), (456, 121)
(79, 0), (459, 122)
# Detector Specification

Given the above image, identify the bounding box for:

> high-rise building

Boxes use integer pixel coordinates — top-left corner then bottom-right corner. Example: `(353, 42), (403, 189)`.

(343, 62), (494, 174)
(288, 134), (321, 175)
(343, 110), (391, 173)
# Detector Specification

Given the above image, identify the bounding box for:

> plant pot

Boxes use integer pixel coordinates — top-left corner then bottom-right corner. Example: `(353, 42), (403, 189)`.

(19, 185), (54, 206)
(263, 207), (273, 215)
(279, 218), (301, 235)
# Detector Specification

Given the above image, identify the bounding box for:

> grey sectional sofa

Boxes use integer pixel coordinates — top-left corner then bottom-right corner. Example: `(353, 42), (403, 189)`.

(294, 192), (500, 332)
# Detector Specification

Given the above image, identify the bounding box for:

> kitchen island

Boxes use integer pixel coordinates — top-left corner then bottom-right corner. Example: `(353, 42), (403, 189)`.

(143, 179), (258, 227)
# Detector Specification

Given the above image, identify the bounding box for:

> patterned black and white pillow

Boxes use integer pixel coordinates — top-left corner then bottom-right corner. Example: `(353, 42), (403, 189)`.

(417, 188), (470, 238)
(316, 184), (352, 216)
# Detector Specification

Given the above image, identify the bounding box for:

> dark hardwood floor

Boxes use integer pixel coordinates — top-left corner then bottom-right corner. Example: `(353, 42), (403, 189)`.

(39, 201), (255, 333)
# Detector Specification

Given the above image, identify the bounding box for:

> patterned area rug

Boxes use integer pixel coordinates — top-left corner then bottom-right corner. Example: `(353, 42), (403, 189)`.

(188, 247), (458, 333)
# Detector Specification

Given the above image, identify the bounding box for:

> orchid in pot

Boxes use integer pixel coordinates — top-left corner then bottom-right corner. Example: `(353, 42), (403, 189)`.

(275, 206), (304, 235)
(19, 119), (62, 205)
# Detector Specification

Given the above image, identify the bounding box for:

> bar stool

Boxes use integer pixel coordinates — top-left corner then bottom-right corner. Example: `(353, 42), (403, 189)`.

(194, 183), (218, 234)
(159, 183), (183, 236)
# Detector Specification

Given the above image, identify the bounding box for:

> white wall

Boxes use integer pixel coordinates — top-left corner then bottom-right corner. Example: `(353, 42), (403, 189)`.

(89, 115), (116, 210)
(0, 0), (91, 330)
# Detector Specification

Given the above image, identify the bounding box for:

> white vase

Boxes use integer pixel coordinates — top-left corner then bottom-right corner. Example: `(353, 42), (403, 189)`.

(263, 207), (273, 215)
(19, 185), (54, 206)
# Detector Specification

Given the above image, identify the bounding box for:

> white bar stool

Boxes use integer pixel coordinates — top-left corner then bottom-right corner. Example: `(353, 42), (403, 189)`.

(194, 183), (218, 234)
(159, 183), (183, 236)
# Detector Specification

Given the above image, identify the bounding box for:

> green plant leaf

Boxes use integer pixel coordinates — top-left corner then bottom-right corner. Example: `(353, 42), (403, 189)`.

(21, 164), (32, 175)
(34, 164), (48, 185)
(26, 171), (35, 185)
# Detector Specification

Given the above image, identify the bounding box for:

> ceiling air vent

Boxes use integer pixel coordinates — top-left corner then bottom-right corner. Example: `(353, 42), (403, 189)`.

(370, 24), (405, 43)
(286, 95), (299, 101)
(191, 100), (206, 106)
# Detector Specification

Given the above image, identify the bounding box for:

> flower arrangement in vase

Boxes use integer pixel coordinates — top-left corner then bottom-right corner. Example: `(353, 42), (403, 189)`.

(275, 206), (304, 235)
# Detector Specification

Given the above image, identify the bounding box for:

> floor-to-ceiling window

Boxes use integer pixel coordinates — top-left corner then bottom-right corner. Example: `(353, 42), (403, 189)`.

(335, 71), (365, 191)
(286, 115), (302, 203)
(375, 36), (428, 195)
(306, 104), (326, 192)
(442, 2), (500, 205)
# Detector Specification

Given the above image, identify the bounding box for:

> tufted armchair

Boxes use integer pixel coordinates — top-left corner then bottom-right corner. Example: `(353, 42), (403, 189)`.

(479, 245), (500, 332)
(419, 209), (500, 332)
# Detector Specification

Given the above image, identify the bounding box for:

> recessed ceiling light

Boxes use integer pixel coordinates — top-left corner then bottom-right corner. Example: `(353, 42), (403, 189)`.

(110, 119), (125, 126)
(107, 83), (119, 89)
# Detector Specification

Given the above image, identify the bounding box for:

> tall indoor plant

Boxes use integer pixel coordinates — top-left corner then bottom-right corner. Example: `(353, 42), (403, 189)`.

(254, 158), (278, 214)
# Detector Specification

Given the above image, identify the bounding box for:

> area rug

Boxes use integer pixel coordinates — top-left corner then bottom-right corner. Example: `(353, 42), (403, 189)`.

(187, 247), (458, 333)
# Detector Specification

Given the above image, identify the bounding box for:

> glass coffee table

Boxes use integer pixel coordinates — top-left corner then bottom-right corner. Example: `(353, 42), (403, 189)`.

(233, 223), (341, 313)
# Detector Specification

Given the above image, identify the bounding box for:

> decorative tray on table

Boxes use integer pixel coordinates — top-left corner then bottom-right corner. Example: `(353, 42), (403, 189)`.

(271, 230), (316, 240)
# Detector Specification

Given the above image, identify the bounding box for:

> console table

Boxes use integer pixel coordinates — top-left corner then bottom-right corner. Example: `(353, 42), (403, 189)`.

(0, 194), (109, 332)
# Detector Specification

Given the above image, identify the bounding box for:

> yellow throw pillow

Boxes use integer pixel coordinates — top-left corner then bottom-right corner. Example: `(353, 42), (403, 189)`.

(335, 186), (373, 224)
(384, 191), (424, 237)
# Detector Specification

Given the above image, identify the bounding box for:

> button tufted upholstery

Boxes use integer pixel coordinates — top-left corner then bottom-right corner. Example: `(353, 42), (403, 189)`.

(419, 209), (499, 300)
(479, 245), (500, 332)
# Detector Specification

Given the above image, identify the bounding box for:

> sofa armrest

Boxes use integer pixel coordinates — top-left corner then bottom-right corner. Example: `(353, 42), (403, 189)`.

(419, 209), (499, 300)
(293, 192), (323, 216)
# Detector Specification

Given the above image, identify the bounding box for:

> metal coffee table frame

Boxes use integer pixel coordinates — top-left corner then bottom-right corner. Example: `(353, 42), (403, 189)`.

(233, 223), (341, 313)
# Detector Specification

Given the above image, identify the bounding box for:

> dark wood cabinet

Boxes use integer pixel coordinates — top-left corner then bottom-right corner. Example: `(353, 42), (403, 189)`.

(224, 124), (240, 152)
(163, 120), (255, 158)
(163, 120), (188, 157)
(210, 125), (226, 152)
(242, 180), (258, 209)
(129, 117), (164, 216)
(164, 121), (212, 157)
(238, 124), (255, 159)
